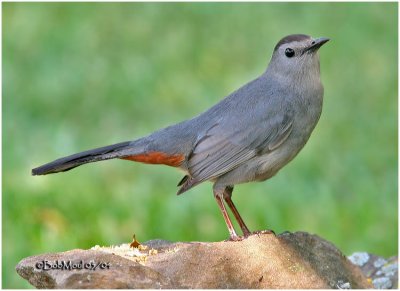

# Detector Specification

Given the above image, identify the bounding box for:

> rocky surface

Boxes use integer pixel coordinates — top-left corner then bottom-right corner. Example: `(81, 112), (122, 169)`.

(348, 252), (398, 289)
(16, 231), (376, 289)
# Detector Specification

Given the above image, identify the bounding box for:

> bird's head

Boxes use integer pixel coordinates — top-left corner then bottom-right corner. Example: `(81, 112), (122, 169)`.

(267, 34), (330, 81)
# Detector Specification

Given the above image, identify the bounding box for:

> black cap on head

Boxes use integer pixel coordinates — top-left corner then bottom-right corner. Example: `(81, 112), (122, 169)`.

(274, 34), (311, 52)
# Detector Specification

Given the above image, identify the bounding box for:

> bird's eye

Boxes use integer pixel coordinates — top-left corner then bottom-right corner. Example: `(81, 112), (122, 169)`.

(285, 48), (295, 58)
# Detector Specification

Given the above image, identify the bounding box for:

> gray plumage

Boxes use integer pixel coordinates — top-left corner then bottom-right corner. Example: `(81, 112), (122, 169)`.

(32, 34), (329, 240)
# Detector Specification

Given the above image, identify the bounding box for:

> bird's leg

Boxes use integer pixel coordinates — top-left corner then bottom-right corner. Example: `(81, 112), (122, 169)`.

(213, 187), (239, 240)
(223, 186), (251, 237)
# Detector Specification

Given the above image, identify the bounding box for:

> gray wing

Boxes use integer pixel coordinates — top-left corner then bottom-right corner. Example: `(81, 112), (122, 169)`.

(177, 103), (294, 194)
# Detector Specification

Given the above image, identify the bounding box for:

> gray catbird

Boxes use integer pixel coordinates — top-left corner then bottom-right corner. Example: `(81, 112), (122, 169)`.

(32, 34), (329, 240)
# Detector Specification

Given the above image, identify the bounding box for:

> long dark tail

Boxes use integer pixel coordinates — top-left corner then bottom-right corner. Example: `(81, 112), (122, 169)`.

(32, 135), (187, 176)
(32, 141), (134, 175)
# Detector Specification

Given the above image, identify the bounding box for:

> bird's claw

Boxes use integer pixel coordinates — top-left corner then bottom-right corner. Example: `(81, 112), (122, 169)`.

(225, 235), (245, 242)
(252, 229), (276, 237)
(225, 229), (275, 242)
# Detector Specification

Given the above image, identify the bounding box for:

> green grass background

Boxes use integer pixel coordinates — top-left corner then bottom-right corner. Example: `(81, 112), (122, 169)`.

(3, 2), (397, 288)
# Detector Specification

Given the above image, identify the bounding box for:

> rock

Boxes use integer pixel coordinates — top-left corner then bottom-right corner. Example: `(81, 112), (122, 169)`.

(15, 249), (175, 288)
(372, 277), (392, 289)
(348, 252), (398, 289)
(348, 252), (370, 267)
(16, 231), (373, 289)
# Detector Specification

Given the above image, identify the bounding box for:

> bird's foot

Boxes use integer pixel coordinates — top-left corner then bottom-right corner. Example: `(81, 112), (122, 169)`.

(246, 229), (276, 237)
(224, 229), (275, 241)
(225, 235), (245, 242)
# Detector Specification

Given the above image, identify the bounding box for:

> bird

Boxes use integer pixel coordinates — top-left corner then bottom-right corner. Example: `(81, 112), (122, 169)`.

(32, 34), (329, 240)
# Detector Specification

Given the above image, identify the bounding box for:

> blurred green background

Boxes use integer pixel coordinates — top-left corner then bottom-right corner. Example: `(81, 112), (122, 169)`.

(3, 2), (397, 288)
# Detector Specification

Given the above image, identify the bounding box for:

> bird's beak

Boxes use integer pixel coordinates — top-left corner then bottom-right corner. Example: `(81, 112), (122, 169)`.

(303, 37), (330, 54)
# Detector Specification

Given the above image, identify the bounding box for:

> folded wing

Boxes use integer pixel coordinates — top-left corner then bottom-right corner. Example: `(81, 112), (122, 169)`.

(177, 104), (294, 194)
